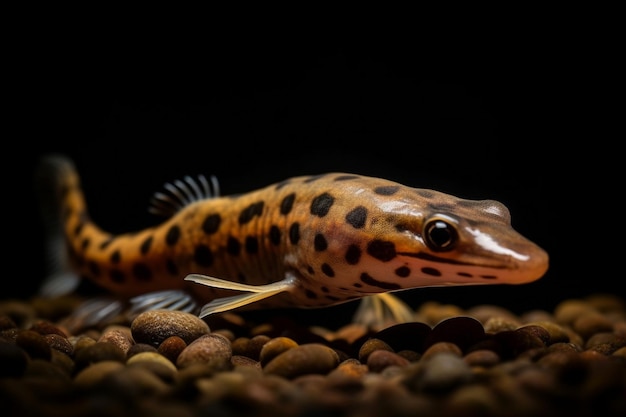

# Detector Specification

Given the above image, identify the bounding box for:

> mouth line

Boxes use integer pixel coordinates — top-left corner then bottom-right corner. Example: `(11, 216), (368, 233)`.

(397, 251), (508, 270)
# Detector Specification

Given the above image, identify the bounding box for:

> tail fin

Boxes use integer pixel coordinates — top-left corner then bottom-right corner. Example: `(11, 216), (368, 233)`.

(35, 154), (81, 297)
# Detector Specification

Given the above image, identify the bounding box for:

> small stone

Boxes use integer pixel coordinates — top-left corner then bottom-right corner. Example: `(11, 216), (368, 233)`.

(263, 343), (340, 378)
(259, 336), (298, 366)
(15, 329), (51, 360)
(176, 333), (232, 370)
(127, 343), (159, 358)
(43, 333), (74, 356)
(414, 352), (473, 392)
(367, 349), (410, 373)
(73, 342), (126, 372)
(29, 320), (67, 337)
(98, 328), (134, 354)
(73, 360), (125, 388)
(464, 349), (501, 368)
(231, 355), (262, 369)
(158, 336), (187, 363)
(554, 299), (594, 324)
(358, 338), (393, 363)
(127, 351), (176, 371)
(131, 309), (210, 347)
(421, 342), (463, 360)
(572, 312), (614, 340)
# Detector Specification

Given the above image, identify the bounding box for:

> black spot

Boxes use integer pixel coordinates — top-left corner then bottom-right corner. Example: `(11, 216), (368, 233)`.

(321, 286), (329, 293)
(417, 190), (435, 199)
(280, 193), (296, 215)
(166, 225), (181, 246)
(345, 206), (367, 229)
(314, 234), (328, 251)
(395, 266), (411, 277)
(81, 238), (90, 250)
(88, 261), (100, 278)
(421, 267), (442, 276)
(110, 250), (121, 264)
(110, 269), (125, 283)
(374, 185), (400, 196)
(289, 223), (300, 244)
(310, 193), (334, 217)
(305, 289), (317, 299)
(360, 272), (401, 290)
(457, 272), (473, 278)
(227, 236), (241, 256)
(345, 245), (361, 265)
(321, 263), (335, 277)
(99, 238), (114, 250)
(133, 263), (152, 281)
(194, 244), (214, 267)
(334, 175), (359, 181)
(245, 236), (259, 254)
(307, 265), (315, 275)
(275, 180), (291, 190)
(304, 174), (326, 183)
(166, 259), (178, 276)
(353, 282), (363, 288)
(239, 201), (265, 224)
(140, 236), (153, 255)
(480, 275), (497, 280)
(269, 225), (281, 246)
(73, 222), (84, 236)
(367, 240), (396, 262)
(202, 214), (221, 234)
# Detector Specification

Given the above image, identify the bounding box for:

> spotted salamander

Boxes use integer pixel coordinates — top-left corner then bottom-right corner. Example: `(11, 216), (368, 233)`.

(36, 154), (548, 325)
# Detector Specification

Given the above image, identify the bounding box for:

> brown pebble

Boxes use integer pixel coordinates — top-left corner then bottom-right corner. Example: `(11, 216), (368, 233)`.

(585, 332), (626, 351)
(126, 351), (177, 372)
(263, 343), (340, 378)
(127, 343), (159, 358)
(73, 360), (125, 388)
(232, 334), (273, 360)
(358, 338), (394, 363)
(98, 328), (134, 354)
(483, 316), (521, 333)
(527, 321), (572, 344)
(412, 352), (473, 392)
(421, 342), (463, 360)
(328, 358), (368, 379)
(231, 354), (262, 369)
(494, 329), (546, 359)
(72, 335), (97, 353)
(43, 333), (74, 356)
(259, 336), (298, 366)
(16, 329), (51, 360)
(131, 309), (210, 347)
(467, 304), (519, 326)
(572, 312), (614, 340)
(612, 346), (626, 357)
(29, 320), (67, 337)
(554, 299), (595, 324)
(101, 366), (170, 396)
(24, 358), (71, 382)
(464, 349), (501, 368)
(73, 342), (126, 372)
(176, 333), (232, 370)
(158, 335), (187, 363)
(367, 349), (410, 373)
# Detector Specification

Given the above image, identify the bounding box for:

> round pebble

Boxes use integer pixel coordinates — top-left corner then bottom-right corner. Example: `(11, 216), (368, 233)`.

(259, 336), (298, 366)
(131, 309), (210, 347)
(176, 333), (232, 370)
(263, 343), (340, 378)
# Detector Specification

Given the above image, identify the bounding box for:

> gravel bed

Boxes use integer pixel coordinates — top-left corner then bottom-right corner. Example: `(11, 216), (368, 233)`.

(1, 293), (625, 417)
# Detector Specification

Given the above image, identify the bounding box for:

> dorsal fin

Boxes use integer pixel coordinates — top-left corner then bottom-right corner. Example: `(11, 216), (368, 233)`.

(149, 174), (220, 217)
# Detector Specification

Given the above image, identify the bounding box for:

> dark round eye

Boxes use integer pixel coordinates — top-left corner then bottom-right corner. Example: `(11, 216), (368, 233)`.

(424, 219), (458, 252)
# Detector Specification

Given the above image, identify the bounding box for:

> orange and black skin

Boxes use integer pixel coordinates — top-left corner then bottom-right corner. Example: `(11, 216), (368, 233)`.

(37, 155), (549, 313)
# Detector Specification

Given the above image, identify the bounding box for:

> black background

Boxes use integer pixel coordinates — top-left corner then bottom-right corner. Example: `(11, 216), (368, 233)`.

(8, 27), (620, 323)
